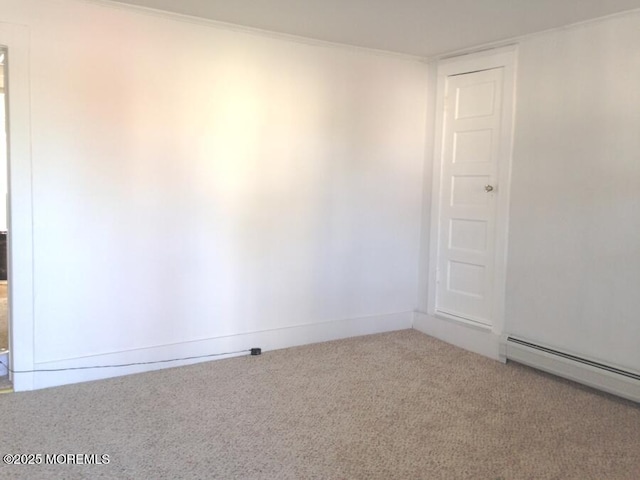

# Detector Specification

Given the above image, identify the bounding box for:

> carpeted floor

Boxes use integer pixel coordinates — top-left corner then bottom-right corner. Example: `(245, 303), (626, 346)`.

(0, 329), (638, 479)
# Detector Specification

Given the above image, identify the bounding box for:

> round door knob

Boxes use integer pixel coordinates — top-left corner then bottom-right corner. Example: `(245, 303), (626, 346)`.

(485, 185), (494, 192)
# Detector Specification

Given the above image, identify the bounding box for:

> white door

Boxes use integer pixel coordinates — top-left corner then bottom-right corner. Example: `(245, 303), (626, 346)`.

(434, 67), (506, 326)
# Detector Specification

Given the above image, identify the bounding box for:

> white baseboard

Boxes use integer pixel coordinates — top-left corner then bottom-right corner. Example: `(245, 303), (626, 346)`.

(505, 337), (640, 403)
(24, 311), (413, 391)
(412, 311), (503, 361)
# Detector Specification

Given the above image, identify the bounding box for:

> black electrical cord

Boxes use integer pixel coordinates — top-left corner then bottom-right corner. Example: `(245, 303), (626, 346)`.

(0, 347), (261, 374)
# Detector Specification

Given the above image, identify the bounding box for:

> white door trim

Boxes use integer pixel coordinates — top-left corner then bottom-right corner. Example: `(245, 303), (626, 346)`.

(427, 45), (517, 337)
(1, 22), (35, 391)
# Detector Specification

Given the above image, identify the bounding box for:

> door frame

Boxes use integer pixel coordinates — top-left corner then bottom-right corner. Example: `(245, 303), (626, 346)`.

(427, 45), (517, 336)
(0, 22), (34, 391)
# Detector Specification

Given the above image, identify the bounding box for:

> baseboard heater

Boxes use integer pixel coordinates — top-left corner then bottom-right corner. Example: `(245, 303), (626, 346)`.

(505, 337), (640, 403)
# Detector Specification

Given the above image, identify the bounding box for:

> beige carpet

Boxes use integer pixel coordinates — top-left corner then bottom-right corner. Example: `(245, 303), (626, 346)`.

(0, 330), (638, 479)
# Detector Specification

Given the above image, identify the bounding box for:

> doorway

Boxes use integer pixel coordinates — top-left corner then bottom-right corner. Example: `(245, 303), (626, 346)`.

(427, 46), (516, 333)
(0, 47), (9, 389)
(0, 23), (34, 392)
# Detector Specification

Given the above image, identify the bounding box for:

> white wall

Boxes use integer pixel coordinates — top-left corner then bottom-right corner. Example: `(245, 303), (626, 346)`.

(417, 11), (640, 375)
(505, 12), (640, 373)
(11, 0), (636, 391)
(416, 64), (437, 314)
(0, 0), (428, 388)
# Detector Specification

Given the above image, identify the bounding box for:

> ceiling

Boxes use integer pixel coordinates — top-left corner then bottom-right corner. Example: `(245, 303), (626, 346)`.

(110, 0), (640, 57)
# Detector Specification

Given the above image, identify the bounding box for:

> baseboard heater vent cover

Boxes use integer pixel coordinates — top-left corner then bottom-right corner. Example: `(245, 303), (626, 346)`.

(505, 337), (640, 403)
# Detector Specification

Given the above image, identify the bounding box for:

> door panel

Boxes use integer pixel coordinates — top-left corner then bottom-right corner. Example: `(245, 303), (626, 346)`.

(449, 219), (487, 252)
(455, 81), (496, 118)
(436, 68), (503, 325)
(453, 129), (493, 164)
